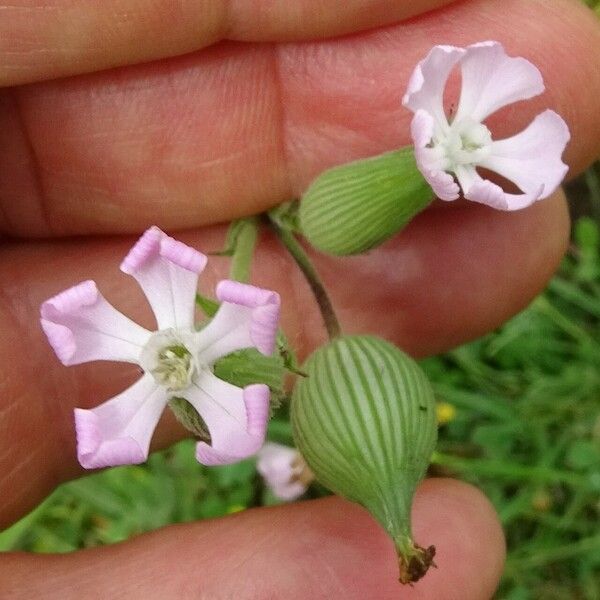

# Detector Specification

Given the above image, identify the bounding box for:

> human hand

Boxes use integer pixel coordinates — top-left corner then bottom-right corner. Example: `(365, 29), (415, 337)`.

(1, 0), (600, 597)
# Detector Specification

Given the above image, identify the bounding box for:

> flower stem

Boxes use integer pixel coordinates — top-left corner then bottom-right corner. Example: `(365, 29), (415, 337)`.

(268, 212), (341, 340)
(229, 217), (258, 283)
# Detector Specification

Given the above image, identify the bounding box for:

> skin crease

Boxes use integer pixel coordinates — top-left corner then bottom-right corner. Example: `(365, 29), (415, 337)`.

(0, 0), (456, 86)
(0, 0), (598, 597)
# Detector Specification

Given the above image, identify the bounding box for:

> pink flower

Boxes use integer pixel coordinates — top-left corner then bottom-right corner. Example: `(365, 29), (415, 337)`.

(403, 41), (570, 210)
(41, 226), (280, 469)
(256, 443), (312, 501)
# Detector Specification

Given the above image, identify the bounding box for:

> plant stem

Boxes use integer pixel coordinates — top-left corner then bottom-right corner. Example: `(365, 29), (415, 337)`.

(268, 215), (341, 340)
(229, 218), (258, 283)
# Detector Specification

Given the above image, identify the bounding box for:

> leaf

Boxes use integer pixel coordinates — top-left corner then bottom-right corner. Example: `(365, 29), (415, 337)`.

(195, 293), (220, 318)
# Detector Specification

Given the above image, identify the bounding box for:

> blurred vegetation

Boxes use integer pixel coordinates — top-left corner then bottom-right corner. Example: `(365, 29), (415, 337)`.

(1, 2), (599, 598)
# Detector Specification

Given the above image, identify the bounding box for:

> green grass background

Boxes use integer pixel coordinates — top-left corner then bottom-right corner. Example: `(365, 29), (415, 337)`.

(1, 3), (600, 598)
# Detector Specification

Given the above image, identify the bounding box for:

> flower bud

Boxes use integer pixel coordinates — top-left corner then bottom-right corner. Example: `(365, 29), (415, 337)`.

(298, 148), (433, 256)
(291, 335), (438, 584)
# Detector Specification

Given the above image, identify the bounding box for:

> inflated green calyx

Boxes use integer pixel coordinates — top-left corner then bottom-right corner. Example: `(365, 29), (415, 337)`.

(299, 148), (433, 256)
(291, 335), (438, 584)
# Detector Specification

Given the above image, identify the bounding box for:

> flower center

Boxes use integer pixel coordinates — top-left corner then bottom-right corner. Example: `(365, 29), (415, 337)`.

(154, 345), (193, 390)
(437, 118), (492, 169)
(140, 329), (197, 391)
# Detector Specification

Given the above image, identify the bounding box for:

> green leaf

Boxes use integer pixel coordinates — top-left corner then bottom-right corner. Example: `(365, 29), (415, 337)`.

(566, 439), (600, 470)
(213, 348), (287, 405)
(195, 293), (219, 318)
(299, 147), (433, 256)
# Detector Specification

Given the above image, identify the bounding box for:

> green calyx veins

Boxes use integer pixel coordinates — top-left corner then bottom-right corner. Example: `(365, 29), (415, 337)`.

(291, 335), (438, 584)
(298, 146), (433, 256)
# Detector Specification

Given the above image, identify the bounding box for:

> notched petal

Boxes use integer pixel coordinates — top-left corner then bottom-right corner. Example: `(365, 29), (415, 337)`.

(40, 280), (151, 365)
(121, 226), (207, 275)
(195, 281), (281, 364)
(74, 375), (167, 469)
(120, 226), (208, 330)
(456, 41), (545, 123)
(481, 110), (570, 202)
(402, 44), (465, 130)
(464, 179), (541, 211)
(188, 377), (270, 466)
(216, 281), (281, 356)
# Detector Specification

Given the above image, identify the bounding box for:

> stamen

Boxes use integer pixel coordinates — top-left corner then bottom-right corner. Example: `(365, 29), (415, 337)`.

(435, 118), (492, 170)
(140, 329), (199, 392)
(152, 345), (194, 391)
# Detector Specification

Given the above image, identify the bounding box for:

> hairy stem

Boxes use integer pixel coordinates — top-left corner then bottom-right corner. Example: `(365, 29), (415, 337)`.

(268, 214), (341, 340)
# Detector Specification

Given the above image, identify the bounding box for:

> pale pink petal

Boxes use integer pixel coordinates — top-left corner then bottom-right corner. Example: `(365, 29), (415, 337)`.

(75, 374), (167, 469)
(194, 281), (280, 364)
(479, 110), (570, 202)
(40, 280), (151, 366)
(455, 165), (540, 211)
(185, 375), (269, 466)
(411, 110), (460, 201)
(402, 45), (465, 131)
(455, 41), (544, 123)
(257, 442), (308, 501)
(465, 179), (540, 211)
(120, 226), (207, 330)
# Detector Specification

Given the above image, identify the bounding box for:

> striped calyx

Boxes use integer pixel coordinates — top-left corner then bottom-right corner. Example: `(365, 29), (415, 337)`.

(298, 148), (433, 256)
(291, 335), (438, 584)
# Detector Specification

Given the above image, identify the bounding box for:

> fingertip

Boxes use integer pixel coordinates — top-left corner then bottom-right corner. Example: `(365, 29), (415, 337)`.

(0, 478), (505, 599)
(288, 478), (506, 599)
(410, 478), (506, 599)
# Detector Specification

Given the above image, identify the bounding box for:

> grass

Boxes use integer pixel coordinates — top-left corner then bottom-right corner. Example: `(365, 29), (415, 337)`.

(1, 3), (600, 597)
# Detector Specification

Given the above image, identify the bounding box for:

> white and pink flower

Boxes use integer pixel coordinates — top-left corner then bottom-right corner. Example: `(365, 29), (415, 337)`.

(41, 226), (280, 469)
(256, 442), (313, 501)
(403, 41), (570, 210)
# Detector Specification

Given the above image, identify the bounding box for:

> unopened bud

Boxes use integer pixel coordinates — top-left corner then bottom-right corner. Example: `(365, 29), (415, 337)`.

(299, 148), (433, 256)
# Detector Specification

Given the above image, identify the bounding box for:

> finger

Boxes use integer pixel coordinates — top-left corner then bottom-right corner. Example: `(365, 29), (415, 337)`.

(0, 479), (505, 600)
(0, 190), (568, 528)
(0, 0), (454, 86)
(0, 0), (598, 237)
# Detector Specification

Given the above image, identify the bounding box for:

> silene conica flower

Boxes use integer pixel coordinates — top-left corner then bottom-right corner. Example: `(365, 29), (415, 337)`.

(41, 226), (280, 469)
(299, 40), (570, 255)
(404, 41), (570, 210)
(256, 442), (313, 501)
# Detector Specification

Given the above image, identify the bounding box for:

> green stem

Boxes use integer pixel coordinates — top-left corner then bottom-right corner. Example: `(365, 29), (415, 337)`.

(431, 452), (588, 489)
(229, 218), (259, 283)
(268, 215), (341, 340)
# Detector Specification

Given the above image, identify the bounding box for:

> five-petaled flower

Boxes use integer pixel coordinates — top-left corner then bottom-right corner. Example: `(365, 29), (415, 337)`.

(256, 442), (313, 501)
(403, 41), (570, 210)
(40, 226), (281, 469)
